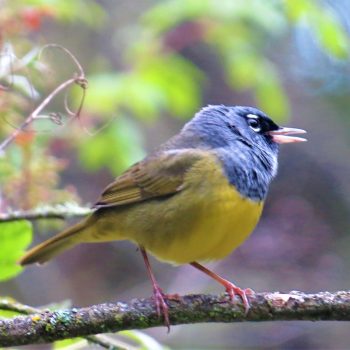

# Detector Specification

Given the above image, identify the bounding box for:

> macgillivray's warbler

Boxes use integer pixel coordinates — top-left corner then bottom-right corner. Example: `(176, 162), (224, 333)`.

(19, 105), (307, 328)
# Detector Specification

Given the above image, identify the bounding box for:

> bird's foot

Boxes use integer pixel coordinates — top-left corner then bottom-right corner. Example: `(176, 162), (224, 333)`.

(165, 293), (181, 301)
(189, 262), (254, 315)
(152, 286), (170, 331)
(225, 283), (254, 315)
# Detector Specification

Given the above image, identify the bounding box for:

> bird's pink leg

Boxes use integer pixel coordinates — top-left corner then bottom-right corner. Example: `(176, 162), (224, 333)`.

(190, 261), (253, 314)
(140, 246), (170, 330)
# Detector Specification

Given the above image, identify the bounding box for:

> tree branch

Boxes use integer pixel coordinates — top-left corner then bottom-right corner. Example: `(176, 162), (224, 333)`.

(0, 299), (126, 349)
(1, 291), (349, 347)
(0, 204), (92, 222)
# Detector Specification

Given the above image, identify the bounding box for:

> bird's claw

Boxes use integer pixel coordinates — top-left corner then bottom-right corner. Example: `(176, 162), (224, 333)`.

(152, 286), (170, 331)
(225, 284), (254, 315)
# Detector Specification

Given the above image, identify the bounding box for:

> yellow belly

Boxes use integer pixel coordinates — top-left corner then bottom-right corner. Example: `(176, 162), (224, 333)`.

(142, 182), (263, 264)
(93, 155), (264, 264)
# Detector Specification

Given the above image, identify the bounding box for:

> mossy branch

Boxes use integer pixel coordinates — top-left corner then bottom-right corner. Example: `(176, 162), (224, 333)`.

(0, 300), (124, 349)
(1, 291), (350, 347)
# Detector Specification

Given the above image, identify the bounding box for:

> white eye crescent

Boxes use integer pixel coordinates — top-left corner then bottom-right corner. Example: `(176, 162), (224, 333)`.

(247, 114), (261, 132)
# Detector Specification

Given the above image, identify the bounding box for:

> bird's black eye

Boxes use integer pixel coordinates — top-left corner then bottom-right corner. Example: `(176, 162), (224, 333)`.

(246, 114), (261, 132)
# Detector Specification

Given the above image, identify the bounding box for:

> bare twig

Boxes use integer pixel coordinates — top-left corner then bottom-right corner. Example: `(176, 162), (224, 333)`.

(0, 299), (41, 314)
(0, 291), (350, 347)
(0, 45), (87, 153)
(0, 77), (84, 152)
(39, 44), (85, 78)
(41, 44), (88, 124)
(0, 204), (92, 222)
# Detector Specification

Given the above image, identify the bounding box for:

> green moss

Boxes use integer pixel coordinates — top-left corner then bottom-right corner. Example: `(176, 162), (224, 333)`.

(54, 311), (73, 326)
(137, 316), (150, 327)
(45, 322), (54, 333)
(114, 314), (124, 325)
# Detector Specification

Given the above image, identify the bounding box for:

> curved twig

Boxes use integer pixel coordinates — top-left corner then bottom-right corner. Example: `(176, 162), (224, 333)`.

(0, 45), (87, 153)
(39, 44), (85, 78)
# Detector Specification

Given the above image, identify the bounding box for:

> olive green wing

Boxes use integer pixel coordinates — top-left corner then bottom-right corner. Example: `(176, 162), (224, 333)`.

(93, 149), (207, 208)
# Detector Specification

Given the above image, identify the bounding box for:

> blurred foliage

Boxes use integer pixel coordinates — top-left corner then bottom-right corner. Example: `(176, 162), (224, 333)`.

(0, 298), (23, 319)
(142, 0), (291, 118)
(285, 0), (350, 58)
(78, 115), (146, 174)
(0, 221), (32, 281)
(0, 309), (19, 319)
(54, 331), (172, 350)
(1, 0), (348, 210)
(0, 3), (349, 348)
(0, 0), (348, 277)
(53, 338), (84, 349)
(84, 57), (202, 121)
(0, 0), (105, 34)
(120, 330), (171, 350)
(0, 137), (79, 210)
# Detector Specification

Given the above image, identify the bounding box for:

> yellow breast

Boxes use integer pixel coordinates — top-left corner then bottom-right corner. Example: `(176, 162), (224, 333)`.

(108, 155), (264, 264)
(170, 186), (263, 263)
(93, 154), (264, 264)
(148, 175), (263, 263)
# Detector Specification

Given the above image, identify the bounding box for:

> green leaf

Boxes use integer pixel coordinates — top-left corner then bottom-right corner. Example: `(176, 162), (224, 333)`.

(120, 330), (171, 350)
(225, 50), (289, 122)
(285, 0), (349, 59)
(145, 0), (286, 35)
(0, 310), (18, 318)
(117, 73), (165, 121)
(284, 0), (311, 21)
(84, 72), (163, 121)
(82, 73), (124, 115)
(143, 0), (210, 33)
(312, 9), (349, 59)
(136, 55), (203, 118)
(0, 221), (32, 281)
(255, 64), (290, 122)
(226, 51), (261, 90)
(78, 115), (145, 175)
(18, 0), (106, 27)
(85, 54), (202, 121)
(0, 297), (29, 318)
(53, 338), (86, 349)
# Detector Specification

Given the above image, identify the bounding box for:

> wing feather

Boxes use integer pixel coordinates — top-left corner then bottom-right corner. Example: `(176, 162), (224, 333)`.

(93, 149), (206, 208)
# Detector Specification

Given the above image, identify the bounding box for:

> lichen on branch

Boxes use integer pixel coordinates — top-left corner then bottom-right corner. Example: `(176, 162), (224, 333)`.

(1, 291), (350, 347)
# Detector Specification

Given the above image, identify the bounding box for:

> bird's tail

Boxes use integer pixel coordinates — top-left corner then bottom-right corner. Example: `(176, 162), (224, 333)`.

(19, 218), (92, 266)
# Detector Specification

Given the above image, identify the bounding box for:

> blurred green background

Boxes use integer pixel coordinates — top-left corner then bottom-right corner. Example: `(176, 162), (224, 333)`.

(1, 0), (350, 349)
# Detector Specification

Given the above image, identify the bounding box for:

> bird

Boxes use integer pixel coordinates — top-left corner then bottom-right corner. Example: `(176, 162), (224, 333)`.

(19, 105), (307, 328)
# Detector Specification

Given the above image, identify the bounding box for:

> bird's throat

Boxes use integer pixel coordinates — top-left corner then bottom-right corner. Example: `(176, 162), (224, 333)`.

(217, 147), (277, 202)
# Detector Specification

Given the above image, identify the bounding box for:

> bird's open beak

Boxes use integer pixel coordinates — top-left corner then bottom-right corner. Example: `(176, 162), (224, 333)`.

(268, 127), (307, 144)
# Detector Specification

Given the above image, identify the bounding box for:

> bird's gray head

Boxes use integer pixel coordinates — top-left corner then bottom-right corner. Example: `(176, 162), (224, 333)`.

(183, 105), (280, 156)
(178, 105), (306, 201)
